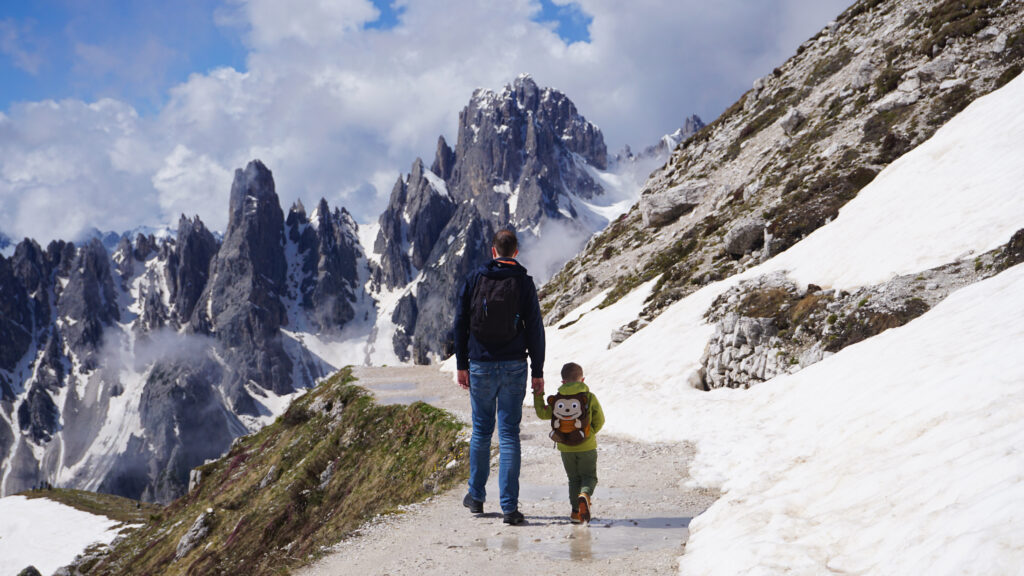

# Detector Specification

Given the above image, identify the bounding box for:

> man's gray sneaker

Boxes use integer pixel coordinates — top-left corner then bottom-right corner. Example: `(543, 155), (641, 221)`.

(463, 493), (483, 514)
(502, 510), (525, 525)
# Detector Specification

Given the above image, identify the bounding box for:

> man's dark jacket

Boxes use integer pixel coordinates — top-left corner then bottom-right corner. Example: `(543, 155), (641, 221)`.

(454, 258), (545, 378)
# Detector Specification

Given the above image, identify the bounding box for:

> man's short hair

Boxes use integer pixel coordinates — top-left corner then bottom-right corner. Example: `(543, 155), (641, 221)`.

(492, 229), (518, 257)
(561, 362), (583, 382)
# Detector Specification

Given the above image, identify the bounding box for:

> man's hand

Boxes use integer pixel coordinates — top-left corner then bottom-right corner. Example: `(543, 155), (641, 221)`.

(457, 370), (470, 390)
(531, 377), (544, 395)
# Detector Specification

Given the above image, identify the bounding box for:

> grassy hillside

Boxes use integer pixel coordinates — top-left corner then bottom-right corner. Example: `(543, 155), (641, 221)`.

(20, 488), (162, 524)
(69, 368), (467, 575)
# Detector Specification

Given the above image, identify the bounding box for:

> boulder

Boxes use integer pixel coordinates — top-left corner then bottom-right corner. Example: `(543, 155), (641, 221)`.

(724, 219), (766, 258)
(176, 509), (214, 560)
(640, 180), (709, 227)
(850, 62), (877, 90)
(873, 88), (920, 111)
(779, 109), (805, 136)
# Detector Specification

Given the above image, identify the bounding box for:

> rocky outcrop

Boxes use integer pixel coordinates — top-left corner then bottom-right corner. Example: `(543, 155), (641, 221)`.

(190, 160), (295, 411)
(640, 180), (709, 227)
(176, 509), (214, 560)
(374, 159), (456, 290)
(173, 215), (218, 321)
(372, 74), (612, 361)
(288, 198), (364, 332)
(58, 238), (120, 370)
(698, 234), (1015, 389)
(540, 0), (1024, 328)
(0, 159), (369, 502)
(723, 219), (766, 258)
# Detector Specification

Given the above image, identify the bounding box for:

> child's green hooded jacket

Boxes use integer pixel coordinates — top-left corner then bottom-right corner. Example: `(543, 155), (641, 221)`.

(534, 381), (605, 452)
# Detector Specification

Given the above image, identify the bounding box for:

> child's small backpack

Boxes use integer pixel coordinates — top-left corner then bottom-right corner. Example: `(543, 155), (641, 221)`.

(547, 392), (591, 446)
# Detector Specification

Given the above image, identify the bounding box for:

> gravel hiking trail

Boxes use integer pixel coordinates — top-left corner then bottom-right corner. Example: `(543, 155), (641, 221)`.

(296, 366), (718, 576)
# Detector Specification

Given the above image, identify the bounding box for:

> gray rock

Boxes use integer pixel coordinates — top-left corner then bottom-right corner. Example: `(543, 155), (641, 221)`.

(57, 239), (120, 370)
(188, 469), (202, 493)
(176, 510), (214, 560)
(724, 220), (766, 258)
(850, 62), (877, 89)
(259, 464), (278, 489)
(915, 58), (955, 82)
(318, 460), (335, 490)
(873, 88), (920, 111)
(640, 180), (709, 227)
(779, 109), (805, 135)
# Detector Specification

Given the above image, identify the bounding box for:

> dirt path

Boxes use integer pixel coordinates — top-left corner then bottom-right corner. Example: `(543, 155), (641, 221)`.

(295, 366), (718, 576)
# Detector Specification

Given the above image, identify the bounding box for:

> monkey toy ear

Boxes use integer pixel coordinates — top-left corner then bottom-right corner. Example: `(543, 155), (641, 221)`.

(547, 395), (556, 406)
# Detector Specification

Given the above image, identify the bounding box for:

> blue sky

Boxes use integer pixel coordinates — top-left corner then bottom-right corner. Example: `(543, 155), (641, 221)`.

(1, 0), (590, 113)
(0, 0), (853, 242)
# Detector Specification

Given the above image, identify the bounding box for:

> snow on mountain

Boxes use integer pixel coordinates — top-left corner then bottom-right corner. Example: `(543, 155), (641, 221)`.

(461, 65), (1024, 574)
(0, 495), (124, 575)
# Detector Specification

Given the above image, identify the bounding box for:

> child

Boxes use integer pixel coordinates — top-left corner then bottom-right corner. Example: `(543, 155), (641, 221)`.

(534, 362), (605, 524)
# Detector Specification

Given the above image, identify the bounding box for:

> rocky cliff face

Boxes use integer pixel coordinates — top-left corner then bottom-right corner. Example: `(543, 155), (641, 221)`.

(0, 160), (370, 502)
(370, 74), (615, 362)
(541, 0), (1024, 335)
(535, 0), (1024, 395)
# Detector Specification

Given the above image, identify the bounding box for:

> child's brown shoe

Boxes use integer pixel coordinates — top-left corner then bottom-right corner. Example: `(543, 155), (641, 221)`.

(570, 510), (581, 524)
(577, 493), (591, 524)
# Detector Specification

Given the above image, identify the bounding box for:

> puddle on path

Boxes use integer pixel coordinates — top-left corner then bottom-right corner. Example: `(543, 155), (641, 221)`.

(377, 394), (441, 405)
(367, 382), (417, 392)
(468, 515), (691, 561)
(473, 477), (693, 561)
(363, 382), (440, 405)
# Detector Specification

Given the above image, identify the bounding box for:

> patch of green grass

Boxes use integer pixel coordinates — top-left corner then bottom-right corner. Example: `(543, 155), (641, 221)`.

(920, 0), (1001, 54)
(599, 236), (700, 310)
(20, 489), (163, 524)
(74, 369), (469, 576)
(874, 66), (904, 96)
(862, 105), (914, 143)
(806, 46), (855, 86)
(927, 83), (974, 127)
(840, 0), (891, 22)
(995, 64), (1022, 89)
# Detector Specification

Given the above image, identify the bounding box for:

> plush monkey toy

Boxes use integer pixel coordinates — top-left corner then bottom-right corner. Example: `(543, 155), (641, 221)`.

(547, 392), (591, 446)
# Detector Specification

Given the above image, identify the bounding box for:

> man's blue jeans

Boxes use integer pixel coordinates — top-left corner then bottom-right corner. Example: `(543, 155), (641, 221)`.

(467, 359), (527, 514)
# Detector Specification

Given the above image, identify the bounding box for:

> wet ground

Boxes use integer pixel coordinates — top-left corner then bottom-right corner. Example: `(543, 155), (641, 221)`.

(296, 366), (718, 575)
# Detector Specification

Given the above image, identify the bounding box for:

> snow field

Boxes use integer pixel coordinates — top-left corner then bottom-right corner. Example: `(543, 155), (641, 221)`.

(535, 67), (1024, 574)
(0, 495), (124, 575)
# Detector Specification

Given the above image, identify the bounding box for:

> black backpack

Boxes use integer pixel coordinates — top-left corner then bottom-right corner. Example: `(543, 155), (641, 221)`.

(470, 275), (522, 344)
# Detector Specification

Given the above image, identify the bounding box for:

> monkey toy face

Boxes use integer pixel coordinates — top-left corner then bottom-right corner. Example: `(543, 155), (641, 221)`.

(553, 398), (583, 420)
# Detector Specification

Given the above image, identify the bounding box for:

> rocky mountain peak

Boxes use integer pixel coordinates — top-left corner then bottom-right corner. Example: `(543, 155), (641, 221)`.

(432, 135), (455, 181)
(372, 75), (616, 361)
(289, 199), (308, 220)
(226, 160), (282, 234)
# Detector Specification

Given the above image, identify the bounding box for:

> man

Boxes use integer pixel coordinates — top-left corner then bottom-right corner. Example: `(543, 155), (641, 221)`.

(454, 229), (545, 525)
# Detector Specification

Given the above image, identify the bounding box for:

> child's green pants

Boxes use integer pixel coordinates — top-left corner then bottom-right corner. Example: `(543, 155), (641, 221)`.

(560, 449), (598, 511)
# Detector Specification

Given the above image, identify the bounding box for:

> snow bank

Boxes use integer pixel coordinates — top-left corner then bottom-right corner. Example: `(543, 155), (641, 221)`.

(679, 262), (1024, 574)
(769, 72), (1024, 289)
(0, 495), (123, 575)
(535, 64), (1024, 575)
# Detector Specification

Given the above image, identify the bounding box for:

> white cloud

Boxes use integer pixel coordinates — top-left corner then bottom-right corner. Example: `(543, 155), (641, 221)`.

(0, 0), (854, 244)
(0, 99), (162, 242)
(234, 0), (381, 47)
(152, 145), (234, 230)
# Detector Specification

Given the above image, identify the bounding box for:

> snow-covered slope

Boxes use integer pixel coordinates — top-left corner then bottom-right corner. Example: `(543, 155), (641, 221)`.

(0, 495), (124, 575)
(529, 67), (1024, 574)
